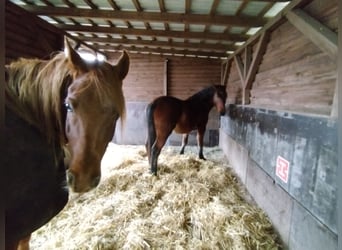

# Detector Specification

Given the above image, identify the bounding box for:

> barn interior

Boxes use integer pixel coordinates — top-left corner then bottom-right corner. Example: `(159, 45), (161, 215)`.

(4, 0), (338, 249)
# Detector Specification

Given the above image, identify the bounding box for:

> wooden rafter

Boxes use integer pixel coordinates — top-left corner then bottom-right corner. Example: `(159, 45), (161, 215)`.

(233, 32), (270, 104)
(56, 24), (248, 42)
(221, 60), (232, 86)
(96, 44), (226, 58)
(21, 5), (267, 27)
(76, 36), (236, 52)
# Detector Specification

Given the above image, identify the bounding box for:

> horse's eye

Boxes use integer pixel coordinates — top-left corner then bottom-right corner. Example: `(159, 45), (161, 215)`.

(65, 102), (74, 112)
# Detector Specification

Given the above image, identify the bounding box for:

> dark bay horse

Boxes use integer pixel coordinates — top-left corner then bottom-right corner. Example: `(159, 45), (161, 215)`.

(5, 38), (129, 249)
(146, 85), (227, 175)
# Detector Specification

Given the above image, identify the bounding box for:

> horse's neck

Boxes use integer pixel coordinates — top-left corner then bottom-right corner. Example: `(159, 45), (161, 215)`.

(186, 89), (214, 112)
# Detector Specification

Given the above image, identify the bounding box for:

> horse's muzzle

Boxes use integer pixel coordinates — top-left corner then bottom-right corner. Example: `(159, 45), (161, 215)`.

(66, 170), (101, 193)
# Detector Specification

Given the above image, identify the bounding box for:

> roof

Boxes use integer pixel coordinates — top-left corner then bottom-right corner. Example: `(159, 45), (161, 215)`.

(10, 0), (294, 60)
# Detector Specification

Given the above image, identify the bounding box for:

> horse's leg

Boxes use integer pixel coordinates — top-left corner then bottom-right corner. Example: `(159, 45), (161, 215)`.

(197, 127), (206, 160)
(150, 128), (174, 175)
(180, 134), (189, 155)
(17, 235), (31, 250)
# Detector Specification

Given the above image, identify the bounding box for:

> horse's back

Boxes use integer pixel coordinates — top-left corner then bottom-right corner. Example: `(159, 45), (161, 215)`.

(150, 96), (183, 126)
(5, 107), (68, 246)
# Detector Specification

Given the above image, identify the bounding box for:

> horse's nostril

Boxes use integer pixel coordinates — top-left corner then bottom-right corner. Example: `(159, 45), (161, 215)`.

(66, 171), (75, 187)
(92, 176), (101, 187)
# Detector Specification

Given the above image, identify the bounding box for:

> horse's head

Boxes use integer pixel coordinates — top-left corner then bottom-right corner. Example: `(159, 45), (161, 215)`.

(63, 38), (129, 192)
(213, 85), (227, 115)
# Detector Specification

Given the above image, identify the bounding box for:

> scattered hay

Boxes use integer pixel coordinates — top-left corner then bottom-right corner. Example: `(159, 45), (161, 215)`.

(30, 143), (282, 250)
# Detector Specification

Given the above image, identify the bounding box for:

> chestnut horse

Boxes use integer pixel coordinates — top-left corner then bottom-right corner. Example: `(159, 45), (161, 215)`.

(4, 38), (129, 249)
(146, 85), (227, 175)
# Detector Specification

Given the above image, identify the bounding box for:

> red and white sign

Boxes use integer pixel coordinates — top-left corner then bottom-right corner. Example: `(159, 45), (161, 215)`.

(276, 156), (290, 183)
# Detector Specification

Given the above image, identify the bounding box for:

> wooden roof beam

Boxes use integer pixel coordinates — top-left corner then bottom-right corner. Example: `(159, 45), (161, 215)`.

(21, 5), (266, 27)
(97, 45), (227, 58)
(77, 36), (237, 52)
(57, 24), (249, 42)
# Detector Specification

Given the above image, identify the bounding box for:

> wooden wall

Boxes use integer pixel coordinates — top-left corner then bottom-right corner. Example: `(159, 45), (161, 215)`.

(108, 52), (222, 102)
(5, 2), (64, 64)
(226, 0), (338, 116)
(168, 58), (222, 99)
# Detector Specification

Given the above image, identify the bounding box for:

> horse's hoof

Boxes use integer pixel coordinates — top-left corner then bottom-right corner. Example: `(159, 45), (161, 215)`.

(150, 170), (157, 176)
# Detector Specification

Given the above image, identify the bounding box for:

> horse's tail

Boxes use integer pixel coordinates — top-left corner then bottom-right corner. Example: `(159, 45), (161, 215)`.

(146, 102), (157, 160)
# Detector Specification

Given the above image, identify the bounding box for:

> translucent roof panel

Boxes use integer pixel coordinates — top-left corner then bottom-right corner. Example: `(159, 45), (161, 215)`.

(264, 2), (291, 18)
(139, 0), (161, 12)
(191, 0), (213, 14)
(169, 23), (185, 31)
(149, 22), (166, 30)
(164, 0), (185, 13)
(216, 0), (242, 15)
(114, 0), (137, 11)
(209, 25), (226, 33)
(189, 24), (206, 32)
(242, 2), (269, 16)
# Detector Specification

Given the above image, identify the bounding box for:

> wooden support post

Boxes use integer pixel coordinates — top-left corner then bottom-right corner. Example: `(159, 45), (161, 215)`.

(221, 59), (232, 86)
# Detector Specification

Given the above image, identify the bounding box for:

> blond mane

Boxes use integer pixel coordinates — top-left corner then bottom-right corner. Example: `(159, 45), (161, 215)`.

(5, 53), (126, 147)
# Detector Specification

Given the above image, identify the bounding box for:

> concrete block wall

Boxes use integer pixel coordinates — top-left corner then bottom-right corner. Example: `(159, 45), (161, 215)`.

(219, 105), (337, 250)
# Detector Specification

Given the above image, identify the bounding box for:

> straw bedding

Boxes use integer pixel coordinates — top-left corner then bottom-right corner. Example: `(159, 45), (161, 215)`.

(30, 143), (282, 250)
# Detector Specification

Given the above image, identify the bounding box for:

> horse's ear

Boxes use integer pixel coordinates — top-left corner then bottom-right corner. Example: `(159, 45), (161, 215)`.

(64, 37), (87, 72)
(114, 50), (130, 80)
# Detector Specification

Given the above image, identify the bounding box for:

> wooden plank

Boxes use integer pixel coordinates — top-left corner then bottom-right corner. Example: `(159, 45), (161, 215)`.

(286, 9), (337, 61)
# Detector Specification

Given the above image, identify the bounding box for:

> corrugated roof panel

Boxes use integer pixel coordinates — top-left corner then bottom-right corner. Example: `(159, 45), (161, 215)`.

(39, 0), (68, 7)
(68, 0), (91, 9)
(156, 37), (169, 42)
(125, 35), (138, 40)
(111, 20), (129, 28)
(209, 25), (226, 33)
(169, 23), (185, 31)
(114, 0), (136, 11)
(264, 2), (290, 17)
(216, 0), (242, 15)
(139, 0), (161, 12)
(205, 40), (218, 44)
(246, 27), (262, 35)
(172, 38), (185, 43)
(164, 0), (185, 13)
(39, 16), (58, 24)
(230, 26), (245, 34)
(189, 24), (206, 32)
(187, 39), (201, 43)
(149, 22), (165, 30)
(129, 21), (146, 29)
(242, 1), (269, 16)
(91, 0), (114, 10)
(140, 36), (154, 40)
(191, 0), (213, 14)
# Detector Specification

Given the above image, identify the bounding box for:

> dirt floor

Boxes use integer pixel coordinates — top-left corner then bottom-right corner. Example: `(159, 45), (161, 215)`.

(30, 143), (282, 250)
